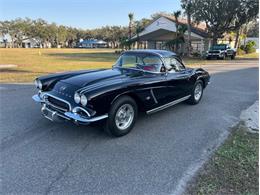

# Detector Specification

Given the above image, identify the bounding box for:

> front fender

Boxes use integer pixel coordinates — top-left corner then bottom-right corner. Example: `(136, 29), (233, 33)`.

(194, 68), (210, 88)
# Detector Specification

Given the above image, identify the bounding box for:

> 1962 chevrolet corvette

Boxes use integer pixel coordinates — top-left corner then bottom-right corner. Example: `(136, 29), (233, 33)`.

(33, 49), (210, 137)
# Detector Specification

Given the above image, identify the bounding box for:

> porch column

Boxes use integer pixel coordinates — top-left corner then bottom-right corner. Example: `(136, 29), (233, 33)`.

(200, 39), (204, 54)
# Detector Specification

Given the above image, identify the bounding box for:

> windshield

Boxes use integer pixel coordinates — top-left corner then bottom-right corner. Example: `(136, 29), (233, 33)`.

(211, 45), (226, 50)
(115, 53), (163, 72)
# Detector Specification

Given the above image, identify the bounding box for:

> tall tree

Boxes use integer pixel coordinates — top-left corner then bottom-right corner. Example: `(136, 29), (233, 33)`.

(173, 11), (181, 52)
(188, 0), (259, 45)
(165, 24), (187, 54)
(247, 20), (259, 37)
(181, 0), (193, 56)
(134, 21), (144, 49)
(128, 13), (134, 39)
(233, 0), (259, 48)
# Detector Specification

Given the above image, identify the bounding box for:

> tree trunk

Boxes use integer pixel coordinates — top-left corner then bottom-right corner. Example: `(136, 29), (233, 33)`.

(234, 29), (240, 48)
(11, 38), (14, 48)
(112, 41), (116, 49)
(128, 21), (132, 39)
(243, 25), (248, 46)
(212, 35), (218, 45)
(187, 12), (192, 57)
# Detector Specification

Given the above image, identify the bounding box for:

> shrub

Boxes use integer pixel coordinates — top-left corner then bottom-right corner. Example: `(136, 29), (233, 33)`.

(244, 41), (256, 54)
(237, 48), (245, 55)
(191, 51), (201, 58)
(239, 45), (245, 51)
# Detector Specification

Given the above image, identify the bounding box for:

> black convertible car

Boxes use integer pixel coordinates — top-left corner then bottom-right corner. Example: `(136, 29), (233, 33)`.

(33, 49), (210, 136)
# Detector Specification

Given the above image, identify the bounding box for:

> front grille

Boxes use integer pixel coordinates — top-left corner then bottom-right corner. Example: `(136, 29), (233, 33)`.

(45, 96), (70, 112)
(209, 51), (220, 54)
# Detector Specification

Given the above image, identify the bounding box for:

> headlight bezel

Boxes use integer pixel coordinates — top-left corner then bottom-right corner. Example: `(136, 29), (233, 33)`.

(34, 79), (42, 90)
(74, 93), (81, 104)
(80, 94), (88, 106)
(74, 93), (88, 106)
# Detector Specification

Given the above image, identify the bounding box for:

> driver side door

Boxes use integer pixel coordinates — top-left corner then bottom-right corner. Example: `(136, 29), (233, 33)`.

(164, 57), (194, 101)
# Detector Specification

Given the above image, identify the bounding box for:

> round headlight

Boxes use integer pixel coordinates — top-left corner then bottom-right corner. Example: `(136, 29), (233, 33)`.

(34, 79), (42, 90)
(34, 79), (38, 87)
(80, 95), (88, 106)
(38, 80), (42, 89)
(74, 93), (81, 104)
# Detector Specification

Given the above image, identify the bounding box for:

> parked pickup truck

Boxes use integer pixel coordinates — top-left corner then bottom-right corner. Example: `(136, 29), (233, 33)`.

(206, 44), (236, 60)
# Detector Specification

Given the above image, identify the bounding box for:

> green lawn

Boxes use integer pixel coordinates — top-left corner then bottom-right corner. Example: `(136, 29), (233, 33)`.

(237, 52), (259, 59)
(0, 48), (258, 83)
(187, 125), (259, 195)
(0, 48), (119, 82)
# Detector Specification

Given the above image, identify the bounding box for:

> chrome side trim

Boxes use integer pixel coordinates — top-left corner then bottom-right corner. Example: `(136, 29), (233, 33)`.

(146, 95), (191, 114)
(64, 112), (108, 123)
(150, 89), (158, 104)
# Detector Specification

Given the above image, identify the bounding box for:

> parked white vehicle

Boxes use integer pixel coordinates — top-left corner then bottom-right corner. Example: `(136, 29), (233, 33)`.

(206, 44), (236, 60)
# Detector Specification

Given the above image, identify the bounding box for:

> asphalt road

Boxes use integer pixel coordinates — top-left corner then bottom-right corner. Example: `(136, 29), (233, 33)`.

(0, 60), (258, 195)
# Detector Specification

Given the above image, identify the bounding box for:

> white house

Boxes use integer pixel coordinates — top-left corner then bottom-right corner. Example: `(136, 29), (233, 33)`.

(78, 39), (107, 48)
(0, 34), (12, 48)
(131, 15), (211, 54)
(22, 38), (41, 48)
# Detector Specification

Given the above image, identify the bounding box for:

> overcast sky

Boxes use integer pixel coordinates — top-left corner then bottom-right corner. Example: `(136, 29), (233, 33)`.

(0, 0), (182, 29)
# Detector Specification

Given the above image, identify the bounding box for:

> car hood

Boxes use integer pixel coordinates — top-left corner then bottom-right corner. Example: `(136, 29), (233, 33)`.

(57, 68), (145, 91)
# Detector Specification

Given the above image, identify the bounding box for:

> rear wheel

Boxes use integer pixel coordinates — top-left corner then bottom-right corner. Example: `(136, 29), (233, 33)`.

(231, 54), (235, 60)
(104, 96), (137, 137)
(187, 80), (204, 105)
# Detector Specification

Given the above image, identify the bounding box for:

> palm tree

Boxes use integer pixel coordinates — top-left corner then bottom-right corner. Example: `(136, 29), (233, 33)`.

(181, 0), (192, 56)
(165, 24), (187, 54)
(135, 21), (144, 49)
(128, 13), (134, 39)
(173, 11), (181, 52)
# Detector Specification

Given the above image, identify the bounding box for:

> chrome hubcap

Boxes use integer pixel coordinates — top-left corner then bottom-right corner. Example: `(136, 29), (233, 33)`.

(115, 104), (134, 130)
(194, 83), (202, 101)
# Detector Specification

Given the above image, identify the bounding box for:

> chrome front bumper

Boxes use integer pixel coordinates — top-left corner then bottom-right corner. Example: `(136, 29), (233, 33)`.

(206, 53), (224, 58)
(32, 94), (108, 124)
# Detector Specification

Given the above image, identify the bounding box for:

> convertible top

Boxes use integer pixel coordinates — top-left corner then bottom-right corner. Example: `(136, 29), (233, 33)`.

(123, 49), (177, 58)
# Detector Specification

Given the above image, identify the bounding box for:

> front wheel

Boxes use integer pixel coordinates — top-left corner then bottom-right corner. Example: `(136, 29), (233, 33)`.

(187, 80), (204, 105)
(104, 96), (137, 137)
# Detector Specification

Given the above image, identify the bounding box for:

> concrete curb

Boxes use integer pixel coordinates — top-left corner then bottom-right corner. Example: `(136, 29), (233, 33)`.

(171, 100), (259, 195)
(240, 101), (259, 133)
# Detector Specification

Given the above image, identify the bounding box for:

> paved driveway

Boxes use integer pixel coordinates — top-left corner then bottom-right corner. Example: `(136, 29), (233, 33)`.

(0, 60), (258, 194)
